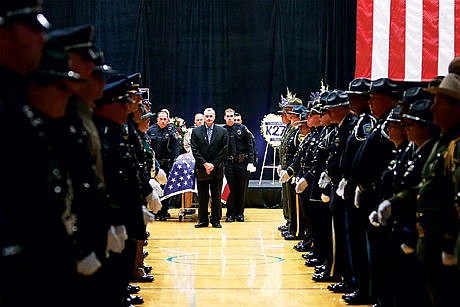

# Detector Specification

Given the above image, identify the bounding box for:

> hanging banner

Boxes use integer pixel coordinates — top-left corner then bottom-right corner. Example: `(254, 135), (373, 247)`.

(260, 113), (286, 148)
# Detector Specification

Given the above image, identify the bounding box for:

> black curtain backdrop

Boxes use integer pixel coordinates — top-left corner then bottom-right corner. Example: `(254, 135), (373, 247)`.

(44, 0), (356, 179)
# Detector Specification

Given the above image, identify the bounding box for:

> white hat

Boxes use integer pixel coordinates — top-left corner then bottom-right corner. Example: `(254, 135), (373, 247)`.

(424, 73), (460, 102)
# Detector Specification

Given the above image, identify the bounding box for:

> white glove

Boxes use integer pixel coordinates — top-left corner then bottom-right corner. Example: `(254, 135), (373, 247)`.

(247, 163), (256, 173)
(76, 251), (102, 276)
(106, 225), (123, 255)
(295, 178), (308, 194)
(276, 165), (282, 176)
(377, 200), (392, 226)
(318, 171), (331, 189)
(321, 193), (330, 203)
(368, 211), (380, 227)
(442, 251), (458, 266)
(400, 243), (415, 255)
(143, 206), (156, 224)
(155, 168), (168, 185)
(278, 170), (291, 183)
(149, 178), (164, 197)
(115, 225), (128, 241)
(336, 178), (347, 199)
(354, 186), (361, 208)
(146, 191), (162, 213)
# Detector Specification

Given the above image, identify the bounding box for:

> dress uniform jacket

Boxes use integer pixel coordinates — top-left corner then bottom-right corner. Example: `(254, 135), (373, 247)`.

(279, 124), (296, 168)
(326, 113), (357, 185)
(340, 112), (376, 200)
(1, 102), (77, 304)
(390, 126), (460, 259)
(351, 114), (394, 213)
(94, 116), (145, 241)
(63, 103), (112, 261)
(147, 123), (180, 172)
(308, 125), (338, 202)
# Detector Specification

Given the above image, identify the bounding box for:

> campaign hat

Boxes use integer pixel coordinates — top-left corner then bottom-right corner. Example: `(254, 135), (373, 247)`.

(369, 78), (401, 98)
(424, 73), (460, 102)
(323, 90), (349, 109)
(345, 78), (371, 95)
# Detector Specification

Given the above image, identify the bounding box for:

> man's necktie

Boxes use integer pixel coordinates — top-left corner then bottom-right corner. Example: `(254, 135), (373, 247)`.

(207, 126), (212, 144)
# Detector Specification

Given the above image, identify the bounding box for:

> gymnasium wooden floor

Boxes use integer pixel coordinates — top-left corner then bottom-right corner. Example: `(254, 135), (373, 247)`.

(137, 208), (371, 307)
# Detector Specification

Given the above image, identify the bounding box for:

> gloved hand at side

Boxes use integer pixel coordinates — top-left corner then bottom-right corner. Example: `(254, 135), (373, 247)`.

(77, 251), (102, 276)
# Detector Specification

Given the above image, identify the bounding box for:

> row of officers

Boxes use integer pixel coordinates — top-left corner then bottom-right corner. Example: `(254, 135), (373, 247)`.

(0, 2), (166, 306)
(276, 64), (460, 307)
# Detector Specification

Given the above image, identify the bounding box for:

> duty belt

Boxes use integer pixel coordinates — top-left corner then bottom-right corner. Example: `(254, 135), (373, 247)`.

(227, 154), (247, 163)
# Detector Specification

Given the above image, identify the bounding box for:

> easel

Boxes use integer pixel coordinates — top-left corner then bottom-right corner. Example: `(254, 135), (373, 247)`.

(258, 142), (279, 185)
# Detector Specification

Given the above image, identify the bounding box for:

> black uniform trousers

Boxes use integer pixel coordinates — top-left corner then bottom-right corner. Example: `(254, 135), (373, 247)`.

(224, 162), (249, 217)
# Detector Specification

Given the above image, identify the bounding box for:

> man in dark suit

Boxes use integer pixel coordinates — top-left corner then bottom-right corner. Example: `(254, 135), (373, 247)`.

(191, 107), (229, 228)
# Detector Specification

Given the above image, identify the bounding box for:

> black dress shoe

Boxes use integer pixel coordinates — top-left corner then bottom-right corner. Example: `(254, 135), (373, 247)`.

(127, 284), (140, 294)
(145, 231), (150, 238)
(342, 289), (373, 305)
(301, 252), (316, 260)
(284, 232), (299, 240)
(126, 294), (144, 305)
(312, 272), (341, 283)
(143, 240), (148, 246)
(293, 239), (313, 252)
(143, 251), (149, 258)
(278, 225), (288, 232)
(327, 281), (353, 293)
(236, 215), (244, 222)
(225, 216), (235, 222)
(211, 222), (222, 228)
(143, 265), (152, 274)
(195, 222), (209, 228)
(305, 258), (320, 267)
(132, 274), (154, 283)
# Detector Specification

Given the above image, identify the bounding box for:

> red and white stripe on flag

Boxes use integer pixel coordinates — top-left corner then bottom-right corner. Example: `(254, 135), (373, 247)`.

(355, 0), (460, 82)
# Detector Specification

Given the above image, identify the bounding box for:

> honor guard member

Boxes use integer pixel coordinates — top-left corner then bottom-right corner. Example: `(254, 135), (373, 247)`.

(371, 88), (438, 307)
(277, 88), (302, 232)
(330, 78), (375, 296)
(223, 108), (255, 222)
(301, 91), (332, 265)
(122, 73), (155, 290)
(94, 76), (148, 307)
(280, 100), (320, 251)
(344, 78), (401, 306)
(320, 90), (357, 286)
(10, 40), (82, 306)
(279, 104), (304, 240)
(0, 2), (55, 306)
(377, 73), (460, 307)
(294, 100), (324, 252)
(147, 109), (180, 220)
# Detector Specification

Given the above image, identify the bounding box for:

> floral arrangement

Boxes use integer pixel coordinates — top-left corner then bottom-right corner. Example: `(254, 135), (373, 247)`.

(170, 116), (188, 150)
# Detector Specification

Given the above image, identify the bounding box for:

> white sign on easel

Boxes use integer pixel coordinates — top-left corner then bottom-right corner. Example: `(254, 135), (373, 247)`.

(258, 114), (286, 185)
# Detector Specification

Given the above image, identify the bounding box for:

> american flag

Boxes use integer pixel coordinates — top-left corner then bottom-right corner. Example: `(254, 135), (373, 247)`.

(161, 152), (197, 200)
(355, 0), (460, 81)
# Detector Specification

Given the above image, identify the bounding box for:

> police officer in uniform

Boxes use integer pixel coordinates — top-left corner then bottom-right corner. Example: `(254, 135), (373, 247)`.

(279, 104), (304, 240)
(377, 73), (460, 307)
(277, 89), (302, 232)
(94, 76), (148, 307)
(147, 109), (180, 220)
(370, 88), (438, 307)
(223, 108), (255, 222)
(320, 90), (357, 285)
(344, 78), (401, 306)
